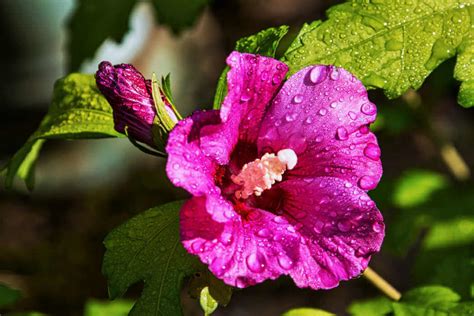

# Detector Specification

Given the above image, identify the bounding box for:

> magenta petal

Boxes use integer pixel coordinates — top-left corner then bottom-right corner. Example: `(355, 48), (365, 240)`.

(181, 197), (302, 288)
(257, 65), (382, 189)
(200, 52), (288, 164)
(277, 177), (384, 289)
(166, 110), (235, 222)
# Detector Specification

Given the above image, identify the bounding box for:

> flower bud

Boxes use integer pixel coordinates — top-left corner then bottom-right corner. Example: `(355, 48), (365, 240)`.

(95, 61), (179, 149)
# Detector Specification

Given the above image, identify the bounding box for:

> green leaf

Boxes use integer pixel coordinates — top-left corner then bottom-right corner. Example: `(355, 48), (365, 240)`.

(1, 74), (122, 190)
(392, 286), (470, 315)
(348, 297), (392, 316)
(283, 0), (474, 107)
(392, 170), (448, 208)
(213, 26), (289, 109)
(0, 283), (21, 308)
(151, 0), (209, 33)
(199, 287), (218, 316)
(102, 201), (203, 316)
(84, 299), (134, 316)
(348, 286), (474, 316)
(67, 0), (138, 71)
(282, 307), (335, 316)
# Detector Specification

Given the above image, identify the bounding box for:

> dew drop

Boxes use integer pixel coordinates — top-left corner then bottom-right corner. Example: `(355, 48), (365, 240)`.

(337, 221), (351, 232)
(309, 66), (326, 84)
(220, 232), (233, 245)
(361, 102), (377, 115)
(246, 253), (266, 273)
(364, 143), (381, 160)
(293, 94), (303, 104)
(348, 111), (357, 120)
(372, 222), (383, 233)
(329, 67), (340, 80)
(319, 108), (327, 116)
(304, 116), (313, 124)
(256, 228), (271, 238)
(278, 256), (294, 270)
(240, 90), (252, 102)
(285, 113), (297, 122)
(330, 101), (338, 108)
(336, 127), (349, 140)
(358, 176), (377, 190)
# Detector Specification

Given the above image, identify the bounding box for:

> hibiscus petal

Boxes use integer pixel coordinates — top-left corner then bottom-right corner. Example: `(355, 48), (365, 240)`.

(257, 65), (382, 190)
(166, 110), (235, 222)
(200, 52), (288, 164)
(181, 197), (303, 288)
(278, 177), (384, 289)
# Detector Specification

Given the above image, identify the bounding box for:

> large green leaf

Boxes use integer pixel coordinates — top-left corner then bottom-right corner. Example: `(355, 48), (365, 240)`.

(1, 74), (122, 190)
(67, 0), (139, 71)
(213, 26), (289, 109)
(283, 0), (474, 107)
(102, 201), (203, 316)
(348, 286), (474, 316)
(151, 0), (210, 33)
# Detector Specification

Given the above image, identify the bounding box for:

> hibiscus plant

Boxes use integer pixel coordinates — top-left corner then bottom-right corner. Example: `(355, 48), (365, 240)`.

(2, 0), (474, 315)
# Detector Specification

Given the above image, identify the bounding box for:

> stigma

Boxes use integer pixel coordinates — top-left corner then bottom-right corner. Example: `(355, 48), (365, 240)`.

(231, 149), (297, 199)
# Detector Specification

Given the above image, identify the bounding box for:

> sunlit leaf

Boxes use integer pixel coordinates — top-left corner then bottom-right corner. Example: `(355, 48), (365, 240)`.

(1, 74), (122, 190)
(283, 0), (474, 107)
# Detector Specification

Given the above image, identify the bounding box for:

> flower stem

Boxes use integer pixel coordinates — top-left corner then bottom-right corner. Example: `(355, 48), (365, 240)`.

(440, 142), (470, 181)
(363, 267), (401, 301)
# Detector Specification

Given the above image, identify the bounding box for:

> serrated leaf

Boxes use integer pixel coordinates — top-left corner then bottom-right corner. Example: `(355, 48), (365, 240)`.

(67, 0), (138, 71)
(1, 74), (122, 190)
(213, 26), (289, 109)
(151, 0), (209, 33)
(84, 299), (134, 316)
(0, 283), (21, 308)
(102, 201), (203, 316)
(283, 0), (474, 107)
(282, 307), (335, 316)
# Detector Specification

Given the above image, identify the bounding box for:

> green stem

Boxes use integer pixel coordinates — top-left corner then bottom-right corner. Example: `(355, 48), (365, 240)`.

(363, 267), (401, 301)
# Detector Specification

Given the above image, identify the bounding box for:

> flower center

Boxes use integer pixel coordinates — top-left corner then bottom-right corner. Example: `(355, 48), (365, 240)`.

(231, 149), (297, 199)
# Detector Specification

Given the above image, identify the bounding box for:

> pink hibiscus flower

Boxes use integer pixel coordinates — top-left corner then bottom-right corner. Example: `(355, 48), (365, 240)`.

(166, 52), (384, 289)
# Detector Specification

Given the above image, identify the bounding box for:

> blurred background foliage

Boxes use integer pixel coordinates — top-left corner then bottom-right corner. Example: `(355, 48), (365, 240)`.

(0, 0), (473, 315)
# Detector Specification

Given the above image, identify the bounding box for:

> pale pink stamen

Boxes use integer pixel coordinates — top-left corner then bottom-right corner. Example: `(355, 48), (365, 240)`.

(231, 149), (297, 199)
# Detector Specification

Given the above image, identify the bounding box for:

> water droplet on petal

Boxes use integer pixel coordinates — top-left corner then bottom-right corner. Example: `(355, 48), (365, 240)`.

(278, 256), (294, 270)
(293, 94), (303, 104)
(273, 216), (287, 224)
(337, 221), (351, 232)
(358, 176), (377, 190)
(359, 125), (370, 134)
(313, 220), (325, 233)
(285, 113), (297, 122)
(173, 163), (180, 170)
(191, 240), (204, 252)
(329, 67), (340, 80)
(364, 143), (381, 160)
(220, 232), (233, 245)
(246, 252), (266, 273)
(319, 108), (327, 116)
(336, 127), (349, 140)
(304, 116), (313, 124)
(256, 228), (271, 238)
(348, 111), (357, 120)
(330, 101), (338, 108)
(240, 89), (252, 102)
(372, 222), (383, 233)
(309, 66), (326, 84)
(361, 102), (377, 115)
